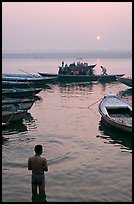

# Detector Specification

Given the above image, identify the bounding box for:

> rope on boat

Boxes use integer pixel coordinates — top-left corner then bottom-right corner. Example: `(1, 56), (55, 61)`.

(88, 97), (103, 108)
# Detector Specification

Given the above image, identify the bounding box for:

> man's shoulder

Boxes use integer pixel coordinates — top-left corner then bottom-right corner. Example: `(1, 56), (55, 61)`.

(28, 156), (35, 160)
(41, 157), (47, 162)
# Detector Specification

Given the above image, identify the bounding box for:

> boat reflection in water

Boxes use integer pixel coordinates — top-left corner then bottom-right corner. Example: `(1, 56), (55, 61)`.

(98, 119), (132, 152)
(58, 82), (94, 94)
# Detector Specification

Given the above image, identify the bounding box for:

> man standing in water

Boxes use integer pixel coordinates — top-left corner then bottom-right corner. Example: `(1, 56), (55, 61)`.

(28, 145), (48, 202)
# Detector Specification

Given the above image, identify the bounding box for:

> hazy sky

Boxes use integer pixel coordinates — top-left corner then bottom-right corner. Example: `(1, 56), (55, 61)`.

(2, 2), (132, 51)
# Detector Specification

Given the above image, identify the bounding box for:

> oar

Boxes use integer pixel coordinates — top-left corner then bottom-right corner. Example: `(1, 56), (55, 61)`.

(18, 69), (38, 77)
(95, 66), (108, 83)
(96, 74), (104, 83)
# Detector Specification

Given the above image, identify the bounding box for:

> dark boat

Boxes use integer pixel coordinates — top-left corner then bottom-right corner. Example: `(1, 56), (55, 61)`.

(2, 80), (35, 89)
(2, 87), (42, 98)
(2, 73), (57, 88)
(38, 62), (124, 83)
(2, 98), (36, 111)
(2, 122), (8, 130)
(38, 72), (125, 83)
(2, 110), (27, 123)
(117, 76), (132, 87)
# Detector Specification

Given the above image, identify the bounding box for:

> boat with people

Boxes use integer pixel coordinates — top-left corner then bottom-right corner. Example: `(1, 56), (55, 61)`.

(98, 93), (132, 133)
(38, 62), (125, 83)
(59, 60), (97, 74)
(38, 69), (125, 83)
(117, 76), (132, 87)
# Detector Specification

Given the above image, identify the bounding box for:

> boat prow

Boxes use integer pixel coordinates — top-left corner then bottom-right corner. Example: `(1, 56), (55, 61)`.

(117, 76), (132, 87)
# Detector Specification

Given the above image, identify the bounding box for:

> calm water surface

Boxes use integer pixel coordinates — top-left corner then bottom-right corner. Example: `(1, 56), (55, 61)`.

(2, 56), (132, 202)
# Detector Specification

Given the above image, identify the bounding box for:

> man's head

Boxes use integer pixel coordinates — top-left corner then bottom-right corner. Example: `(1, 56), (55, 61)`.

(34, 145), (43, 155)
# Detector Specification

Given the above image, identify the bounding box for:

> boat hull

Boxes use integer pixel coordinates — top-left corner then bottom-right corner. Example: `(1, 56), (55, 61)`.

(101, 113), (132, 133)
(2, 88), (42, 98)
(2, 73), (56, 88)
(99, 93), (132, 133)
(117, 77), (132, 87)
(2, 110), (27, 123)
(38, 73), (125, 83)
(2, 98), (35, 111)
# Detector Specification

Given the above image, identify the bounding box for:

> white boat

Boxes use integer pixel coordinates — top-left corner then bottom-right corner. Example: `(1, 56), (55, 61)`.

(98, 93), (132, 133)
(117, 76), (132, 87)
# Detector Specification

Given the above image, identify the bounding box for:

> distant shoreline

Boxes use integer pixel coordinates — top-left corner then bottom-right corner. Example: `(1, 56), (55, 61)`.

(2, 50), (132, 59)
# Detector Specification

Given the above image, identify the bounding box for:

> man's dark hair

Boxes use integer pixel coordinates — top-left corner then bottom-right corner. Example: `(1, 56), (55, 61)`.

(34, 145), (43, 154)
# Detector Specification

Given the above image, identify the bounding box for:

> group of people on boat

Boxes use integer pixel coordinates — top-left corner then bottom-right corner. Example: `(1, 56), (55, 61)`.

(58, 65), (94, 75)
(61, 61), (89, 68)
(59, 61), (107, 76)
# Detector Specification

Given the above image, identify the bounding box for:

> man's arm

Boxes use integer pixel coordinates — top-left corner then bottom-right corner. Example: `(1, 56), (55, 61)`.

(43, 159), (48, 172)
(28, 158), (32, 170)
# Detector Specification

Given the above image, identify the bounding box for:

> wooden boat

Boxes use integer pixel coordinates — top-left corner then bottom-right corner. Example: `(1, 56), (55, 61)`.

(2, 110), (27, 123)
(117, 76), (132, 87)
(2, 80), (35, 89)
(2, 122), (8, 130)
(2, 98), (36, 111)
(2, 73), (57, 87)
(38, 72), (125, 83)
(98, 93), (132, 133)
(98, 119), (132, 149)
(38, 62), (125, 83)
(2, 87), (42, 98)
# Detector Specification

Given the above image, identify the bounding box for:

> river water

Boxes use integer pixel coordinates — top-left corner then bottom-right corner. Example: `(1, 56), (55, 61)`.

(2, 55), (132, 202)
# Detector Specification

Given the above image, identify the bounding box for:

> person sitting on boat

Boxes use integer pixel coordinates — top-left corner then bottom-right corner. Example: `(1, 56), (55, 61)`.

(101, 66), (108, 75)
(58, 67), (62, 74)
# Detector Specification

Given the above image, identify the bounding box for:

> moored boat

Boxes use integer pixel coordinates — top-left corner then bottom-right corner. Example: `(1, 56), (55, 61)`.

(2, 98), (36, 111)
(2, 110), (27, 123)
(2, 80), (35, 89)
(38, 72), (125, 83)
(2, 73), (57, 87)
(98, 93), (132, 133)
(2, 87), (42, 98)
(38, 62), (124, 83)
(2, 122), (8, 130)
(117, 76), (132, 87)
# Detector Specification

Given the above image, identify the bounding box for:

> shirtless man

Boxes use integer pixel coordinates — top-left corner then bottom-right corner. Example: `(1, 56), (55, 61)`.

(28, 145), (48, 201)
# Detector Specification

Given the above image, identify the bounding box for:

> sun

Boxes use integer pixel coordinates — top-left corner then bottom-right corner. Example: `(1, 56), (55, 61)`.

(97, 36), (101, 40)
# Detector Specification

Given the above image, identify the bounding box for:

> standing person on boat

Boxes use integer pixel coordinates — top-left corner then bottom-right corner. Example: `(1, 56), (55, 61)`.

(61, 61), (64, 67)
(28, 144), (48, 202)
(101, 66), (108, 75)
